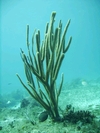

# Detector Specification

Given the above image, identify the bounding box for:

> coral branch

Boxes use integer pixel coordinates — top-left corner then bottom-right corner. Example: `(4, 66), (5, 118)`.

(17, 12), (72, 121)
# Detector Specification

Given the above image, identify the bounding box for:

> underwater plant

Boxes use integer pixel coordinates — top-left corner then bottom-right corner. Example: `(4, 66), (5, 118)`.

(16, 12), (72, 121)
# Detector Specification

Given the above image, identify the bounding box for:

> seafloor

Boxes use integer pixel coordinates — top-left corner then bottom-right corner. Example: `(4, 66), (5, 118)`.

(0, 78), (100, 133)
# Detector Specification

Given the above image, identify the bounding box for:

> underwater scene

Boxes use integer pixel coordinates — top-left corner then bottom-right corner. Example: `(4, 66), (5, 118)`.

(0, 0), (100, 133)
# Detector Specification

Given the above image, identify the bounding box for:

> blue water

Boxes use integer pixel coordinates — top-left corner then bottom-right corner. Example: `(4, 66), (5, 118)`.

(1, 0), (100, 94)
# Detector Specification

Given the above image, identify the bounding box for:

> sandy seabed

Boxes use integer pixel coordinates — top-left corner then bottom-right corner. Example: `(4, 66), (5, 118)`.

(0, 78), (100, 133)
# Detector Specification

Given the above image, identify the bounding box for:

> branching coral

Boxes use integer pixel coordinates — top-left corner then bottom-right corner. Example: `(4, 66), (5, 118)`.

(16, 12), (72, 121)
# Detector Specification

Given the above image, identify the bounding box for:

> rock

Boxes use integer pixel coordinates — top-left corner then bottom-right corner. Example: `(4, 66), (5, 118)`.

(20, 98), (30, 108)
(0, 126), (2, 130)
(39, 111), (48, 122)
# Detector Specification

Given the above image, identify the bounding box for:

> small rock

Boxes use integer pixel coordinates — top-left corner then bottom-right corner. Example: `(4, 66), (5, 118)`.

(20, 98), (30, 108)
(0, 126), (2, 130)
(39, 111), (48, 122)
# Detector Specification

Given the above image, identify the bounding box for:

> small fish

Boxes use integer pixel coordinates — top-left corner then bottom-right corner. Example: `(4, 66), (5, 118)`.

(8, 83), (12, 85)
